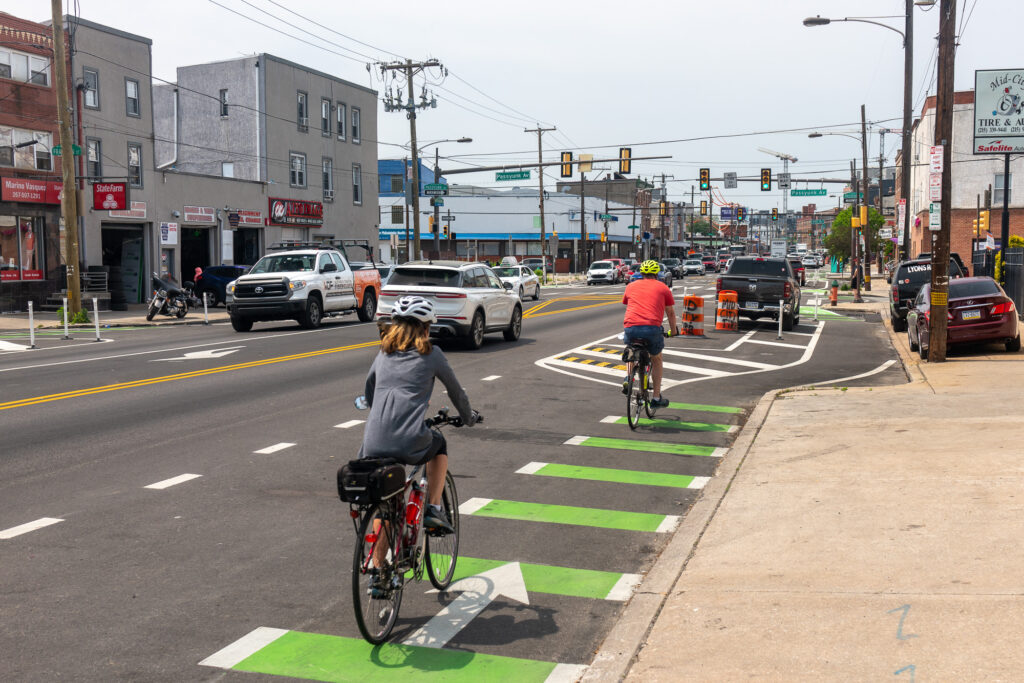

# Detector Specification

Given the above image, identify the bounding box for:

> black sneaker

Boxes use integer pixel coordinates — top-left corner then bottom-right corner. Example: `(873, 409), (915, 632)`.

(621, 381), (630, 395)
(424, 506), (454, 534)
(651, 396), (670, 408)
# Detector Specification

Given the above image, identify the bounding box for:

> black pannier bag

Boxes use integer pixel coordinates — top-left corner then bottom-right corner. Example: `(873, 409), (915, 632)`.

(337, 458), (405, 504)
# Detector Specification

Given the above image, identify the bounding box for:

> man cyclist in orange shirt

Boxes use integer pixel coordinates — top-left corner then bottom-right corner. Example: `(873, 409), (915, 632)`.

(622, 260), (678, 407)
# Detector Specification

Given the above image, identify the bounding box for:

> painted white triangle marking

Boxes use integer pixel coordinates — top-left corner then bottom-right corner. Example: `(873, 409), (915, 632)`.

(199, 627), (288, 668)
(0, 340), (30, 351)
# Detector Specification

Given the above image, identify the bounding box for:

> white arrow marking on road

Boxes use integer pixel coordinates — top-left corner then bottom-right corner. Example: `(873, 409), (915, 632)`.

(403, 561), (529, 649)
(0, 340), (30, 351)
(152, 346), (244, 362)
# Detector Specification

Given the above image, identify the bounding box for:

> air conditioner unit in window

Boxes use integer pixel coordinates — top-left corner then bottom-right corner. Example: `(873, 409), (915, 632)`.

(299, 116), (309, 128)
(323, 189), (335, 201)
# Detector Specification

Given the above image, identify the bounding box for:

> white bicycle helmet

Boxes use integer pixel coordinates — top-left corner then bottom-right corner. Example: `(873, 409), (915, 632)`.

(391, 295), (436, 324)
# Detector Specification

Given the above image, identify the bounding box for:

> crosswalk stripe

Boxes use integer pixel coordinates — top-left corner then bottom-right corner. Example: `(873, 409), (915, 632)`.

(254, 442), (295, 454)
(517, 460), (709, 489)
(660, 348), (776, 370)
(574, 347), (730, 378)
(459, 497), (679, 533)
(600, 415), (737, 432)
(449, 556), (643, 600)
(565, 435), (726, 458)
(744, 339), (805, 349)
(144, 473), (202, 490)
(667, 401), (743, 414)
(0, 517), (63, 540)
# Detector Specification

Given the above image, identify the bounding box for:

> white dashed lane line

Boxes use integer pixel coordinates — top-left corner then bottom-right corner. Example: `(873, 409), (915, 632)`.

(334, 420), (365, 429)
(254, 443), (296, 454)
(144, 473), (203, 490)
(481, 375), (501, 381)
(0, 517), (64, 540)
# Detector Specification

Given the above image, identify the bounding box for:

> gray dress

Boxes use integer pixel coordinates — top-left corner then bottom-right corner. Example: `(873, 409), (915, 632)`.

(357, 347), (474, 464)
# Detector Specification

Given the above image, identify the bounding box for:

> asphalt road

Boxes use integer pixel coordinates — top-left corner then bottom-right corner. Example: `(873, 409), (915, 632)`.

(0, 273), (905, 681)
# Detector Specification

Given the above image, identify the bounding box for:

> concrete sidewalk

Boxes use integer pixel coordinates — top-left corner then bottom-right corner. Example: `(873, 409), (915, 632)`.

(0, 303), (229, 331)
(586, 297), (1024, 680)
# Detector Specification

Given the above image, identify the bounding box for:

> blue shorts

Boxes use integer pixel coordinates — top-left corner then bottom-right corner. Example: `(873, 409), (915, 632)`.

(623, 325), (665, 356)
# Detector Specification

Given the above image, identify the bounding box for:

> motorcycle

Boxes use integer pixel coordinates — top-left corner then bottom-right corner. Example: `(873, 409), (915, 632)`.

(146, 272), (193, 321)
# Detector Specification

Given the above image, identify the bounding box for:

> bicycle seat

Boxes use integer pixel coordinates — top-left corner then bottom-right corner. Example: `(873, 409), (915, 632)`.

(628, 338), (650, 347)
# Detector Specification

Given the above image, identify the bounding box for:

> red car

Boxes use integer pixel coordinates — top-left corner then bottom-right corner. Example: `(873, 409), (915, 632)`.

(907, 277), (1020, 358)
(701, 255), (718, 273)
(604, 257), (630, 283)
(788, 258), (806, 285)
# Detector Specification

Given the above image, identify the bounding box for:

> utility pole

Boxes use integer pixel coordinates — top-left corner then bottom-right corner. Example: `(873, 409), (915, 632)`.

(433, 147), (441, 257)
(690, 185), (695, 248)
(900, 0), (914, 260)
(50, 0), (81, 314)
(379, 58), (442, 261)
(525, 125), (555, 279)
(861, 104), (872, 290)
(403, 155), (410, 261)
(928, 0), (956, 362)
(851, 159), (859, 271)
(879, 128), (886, 268)
(580, 173), (587, 270)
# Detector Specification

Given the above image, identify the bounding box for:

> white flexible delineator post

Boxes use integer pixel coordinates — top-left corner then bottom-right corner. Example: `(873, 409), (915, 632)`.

(28, 300), (36, 349)
(777, 298), (784, 339)
(93, 297), (101, 341)
(62, 297), (71, 340)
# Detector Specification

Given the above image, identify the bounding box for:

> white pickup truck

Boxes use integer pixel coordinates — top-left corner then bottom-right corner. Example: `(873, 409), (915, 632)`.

(226, 241), (380, 332)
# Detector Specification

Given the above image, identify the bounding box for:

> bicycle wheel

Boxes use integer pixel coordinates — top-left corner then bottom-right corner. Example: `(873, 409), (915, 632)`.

(625, 362), (643, 430)
(352, 501), (403, 644)
(426, 472), (460, 589)
(643, 362), (658, 418)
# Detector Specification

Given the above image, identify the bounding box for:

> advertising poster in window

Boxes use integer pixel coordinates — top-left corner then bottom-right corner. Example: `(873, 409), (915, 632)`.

(20, 217), (41, 279)
(0, 215), (18, 280)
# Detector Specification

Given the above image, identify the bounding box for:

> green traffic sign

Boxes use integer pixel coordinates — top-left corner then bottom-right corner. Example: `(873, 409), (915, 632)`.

(433, 198), (444, 207)
(811, 219), (826, 225)
(495, 170), (531, 182)
(843, 191), (863, 201)
(791, 189), (827, 197)
(599, 213), (614, 220)
(52, 144), (82, 157)
(628, 225), (639, 230)
(423, 183), (448, 196)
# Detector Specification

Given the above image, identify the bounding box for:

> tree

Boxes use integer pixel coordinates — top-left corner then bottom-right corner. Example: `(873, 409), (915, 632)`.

(689, 219), (714, 236)
(824, 207), (885, 261)
(995, 234), (1024, 282)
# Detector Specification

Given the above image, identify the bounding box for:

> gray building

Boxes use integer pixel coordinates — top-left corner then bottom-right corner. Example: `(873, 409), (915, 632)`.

(154, 54), (379, 251)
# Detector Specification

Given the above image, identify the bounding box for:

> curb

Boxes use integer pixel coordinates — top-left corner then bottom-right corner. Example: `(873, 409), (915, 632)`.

(582, 300), (909, 682)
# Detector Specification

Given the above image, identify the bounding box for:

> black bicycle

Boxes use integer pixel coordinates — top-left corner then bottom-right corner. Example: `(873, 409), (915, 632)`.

(340, 407), (478, 644)
(623, 330), (671, 429)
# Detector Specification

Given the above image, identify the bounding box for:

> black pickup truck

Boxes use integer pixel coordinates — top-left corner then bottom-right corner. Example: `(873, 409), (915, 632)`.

(717, 256), (802, 330)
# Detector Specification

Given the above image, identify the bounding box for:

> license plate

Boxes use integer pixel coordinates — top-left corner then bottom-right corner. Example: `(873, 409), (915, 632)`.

(961, 309), (981, 320)
(742, 301), (761, 310)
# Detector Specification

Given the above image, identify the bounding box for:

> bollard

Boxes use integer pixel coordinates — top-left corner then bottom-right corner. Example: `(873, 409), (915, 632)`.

(778, 299), (784, 339)
(813, 297), (819, 322)
(203, 293), (210, 325)
(93, 297), (101, 342)
(62, 297), (71, 340)
(28, 300), (37, 349)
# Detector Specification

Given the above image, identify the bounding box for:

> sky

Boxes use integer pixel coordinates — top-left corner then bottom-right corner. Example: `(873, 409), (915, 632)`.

(5, 0), (1016, 212)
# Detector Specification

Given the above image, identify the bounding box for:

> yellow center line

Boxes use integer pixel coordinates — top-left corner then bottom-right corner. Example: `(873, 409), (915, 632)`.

(522, 300), (554, 319)
(525, 300), (620, 318)
(0, 340), (381, 412)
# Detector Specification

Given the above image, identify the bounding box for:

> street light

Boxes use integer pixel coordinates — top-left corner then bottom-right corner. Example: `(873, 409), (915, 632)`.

(803, 1), (936, 261)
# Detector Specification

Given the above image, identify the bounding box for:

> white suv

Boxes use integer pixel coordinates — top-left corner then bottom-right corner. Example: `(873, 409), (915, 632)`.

(378, 261), (522, 349)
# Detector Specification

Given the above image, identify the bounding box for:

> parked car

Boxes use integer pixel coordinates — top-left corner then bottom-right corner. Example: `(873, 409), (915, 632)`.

(587, 260), (619, 285)
(376, 263), (395, 286)
(717, 254), (730, 271)
(378, 261), (522, 349)
(660, 258), (683, 278)
(701, 255), (719, 273)
(801, 254), (819, 270)
(889, 257), (965, 332)
(788, 258), (806, 285)
(628, 262), (674, 287)
(194, 264), (250, 306)
(605, 257), (631, 281)
(907, 277), (1020, 358)
(493, 264), (541, 300)
(521, 257), (553, 273)
(681, 258), (706, 276)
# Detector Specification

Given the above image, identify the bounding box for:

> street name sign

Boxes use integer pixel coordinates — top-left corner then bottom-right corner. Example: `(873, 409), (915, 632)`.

(495, 170), (530, 182)
(52, 144), (82, 157)
(843, 192), (863, 202)
(424, 183), (448, 196)
(791, 189), (827, 197)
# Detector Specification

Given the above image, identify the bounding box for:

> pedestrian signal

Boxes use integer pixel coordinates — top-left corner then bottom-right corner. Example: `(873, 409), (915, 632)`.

(560, 152), (573, 178)
(771, 207), (778, 221)
(618, 147), (631, 175)
(700, 200), (708, 216)
(699, 168), (710, 191)
(760, 168), (771, 191)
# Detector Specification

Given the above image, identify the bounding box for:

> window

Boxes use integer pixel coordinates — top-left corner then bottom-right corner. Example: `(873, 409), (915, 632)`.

(330, 252), (348, 272)
(336, 102), (346, 140)
(86, 138), (102, 181)
(83, 68), (99, 108)
(221, 162), (234, 177)
(0, 51), (9, 79)
(296, 91), (308, 131)
(289, 152), (306, 187)
(127, 142), (142, 188)
(322, 157), (333, 197)
(0, 127), (12, 166)
(995, 173), (1013, 205)
(125, 78), (140, 117)
(352, 163), (362, 204)
(219, 89), (228, 117)
(351, 107), (361, 143)
(391, 205), (403, 224)
(321, 98), (331, 135)
(28, 56), (49, 86)
(390, 175), (403, 193)
(34, 132), (51, 171)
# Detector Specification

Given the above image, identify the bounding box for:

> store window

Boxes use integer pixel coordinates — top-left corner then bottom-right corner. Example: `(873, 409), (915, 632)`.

(83, 67), (99, 108)
(0, 216), (43, 281)
(127, 142), (142, 187)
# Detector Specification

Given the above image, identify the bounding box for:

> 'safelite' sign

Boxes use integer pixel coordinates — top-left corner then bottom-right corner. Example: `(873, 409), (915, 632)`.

(268, 198), (323, 226)
(93, 182), (127, 210)
(974, 68), (1024, 154)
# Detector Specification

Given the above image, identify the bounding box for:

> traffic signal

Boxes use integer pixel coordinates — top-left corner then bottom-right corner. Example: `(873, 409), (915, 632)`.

(859, 206), (868, 226)
(699, 168), (710, 191)
(428, 215), (436, 233)
(560, 152), (573, 178)
(700, 200), (708, 216)
(737, 207), (746, 221)
(442, 224), (449, 238)
(601, 231), (607, 243)
(979, 210), (990, 233)
(771, 207), (778, 221)
(618, 147), (631, 175)
(760, 168), (771, 191)
(659, 200), (667, 216)
(852, 215), (861, 229)
(973, 218), (980, 234)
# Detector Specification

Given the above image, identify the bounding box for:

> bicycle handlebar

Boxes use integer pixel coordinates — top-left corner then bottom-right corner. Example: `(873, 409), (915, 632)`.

(426, 407), (482, 427)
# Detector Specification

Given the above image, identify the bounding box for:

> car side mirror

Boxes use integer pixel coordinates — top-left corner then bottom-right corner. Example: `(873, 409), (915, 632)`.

(503, 282), (513, 290)
(321, 263), (338, 273)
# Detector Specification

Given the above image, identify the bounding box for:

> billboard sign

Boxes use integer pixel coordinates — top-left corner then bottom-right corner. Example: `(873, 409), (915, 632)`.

(268, 198), (323, 226)
(973, 69), (1024, 154)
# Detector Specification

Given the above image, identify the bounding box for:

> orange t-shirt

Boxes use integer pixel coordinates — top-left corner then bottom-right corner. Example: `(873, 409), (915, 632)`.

(622, 277), (675, 327)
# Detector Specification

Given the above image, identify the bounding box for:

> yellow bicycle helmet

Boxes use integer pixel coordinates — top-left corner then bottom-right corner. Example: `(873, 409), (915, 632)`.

(639, 259), (661, 275)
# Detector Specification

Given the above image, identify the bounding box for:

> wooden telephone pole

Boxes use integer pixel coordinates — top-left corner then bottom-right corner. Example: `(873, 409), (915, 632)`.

(525, 125), (555, 278)
(50, 0), (81, 313)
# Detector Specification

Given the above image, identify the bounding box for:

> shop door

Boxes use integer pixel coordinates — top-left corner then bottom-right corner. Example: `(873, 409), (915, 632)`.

(181, 226), (212, 285)
(233, 228), (260, 267)
(101, 225), (144, 305)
